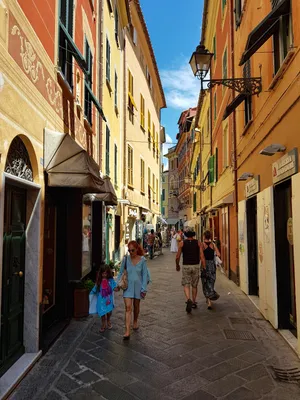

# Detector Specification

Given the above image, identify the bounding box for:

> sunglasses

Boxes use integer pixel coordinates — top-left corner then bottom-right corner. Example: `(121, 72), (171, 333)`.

(128, 248), (136, 253)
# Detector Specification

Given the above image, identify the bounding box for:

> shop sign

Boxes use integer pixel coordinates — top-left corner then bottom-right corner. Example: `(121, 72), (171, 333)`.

(128, 207), (138, 218)
(245, 176), (260, 198)
(273, 148), (298, 184)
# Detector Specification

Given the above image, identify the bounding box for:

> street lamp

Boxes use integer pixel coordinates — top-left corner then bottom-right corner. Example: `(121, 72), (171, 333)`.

(189, 44), (262, 95)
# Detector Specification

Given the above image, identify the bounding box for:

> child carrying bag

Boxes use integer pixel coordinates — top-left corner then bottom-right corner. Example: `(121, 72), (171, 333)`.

(118, 256), (128, 290)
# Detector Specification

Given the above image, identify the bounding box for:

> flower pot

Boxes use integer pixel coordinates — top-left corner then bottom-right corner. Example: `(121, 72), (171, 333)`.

(74, 288), (89, 318)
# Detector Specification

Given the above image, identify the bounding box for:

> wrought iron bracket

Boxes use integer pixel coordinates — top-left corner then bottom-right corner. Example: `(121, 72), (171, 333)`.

(204, 77), (262, 95)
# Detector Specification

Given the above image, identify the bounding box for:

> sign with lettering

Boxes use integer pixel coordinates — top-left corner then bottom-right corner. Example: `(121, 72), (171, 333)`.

(273, 148), (298, 184)
(245, 176), (260, 198)
(128, 207), (138, 218)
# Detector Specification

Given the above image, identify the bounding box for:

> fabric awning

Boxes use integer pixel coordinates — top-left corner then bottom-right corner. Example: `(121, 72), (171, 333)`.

(158, 216), (168, 225)
(223, 94), (247, 120)
(166, 218), (179, 225)
(239, 0), (290, 66)
(44, 128), (105, 193)
(83, 177), (117, 205)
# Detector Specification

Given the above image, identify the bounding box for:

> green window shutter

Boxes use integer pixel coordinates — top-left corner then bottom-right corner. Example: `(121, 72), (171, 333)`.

(105, 126), (110, 176)
(213, 36), (216, 60)
(214, 148), (218, 184)
(208, 156), (214, 185)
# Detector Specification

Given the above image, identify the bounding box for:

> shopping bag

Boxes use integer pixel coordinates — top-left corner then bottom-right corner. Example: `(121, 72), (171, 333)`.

(89, 294), (97, 315)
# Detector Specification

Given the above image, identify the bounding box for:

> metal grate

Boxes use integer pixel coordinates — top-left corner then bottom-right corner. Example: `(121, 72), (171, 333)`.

(39, 359), (57, 367)
(224, 329), (256, 341)
(272, 366), (300, 383)
(229, 317), (251, 325)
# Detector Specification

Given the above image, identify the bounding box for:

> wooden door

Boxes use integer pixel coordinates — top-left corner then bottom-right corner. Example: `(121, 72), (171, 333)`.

(0, 184), (26, 376)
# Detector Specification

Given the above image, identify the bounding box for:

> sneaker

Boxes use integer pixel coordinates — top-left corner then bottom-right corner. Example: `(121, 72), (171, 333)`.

(186, 299), (193, 313)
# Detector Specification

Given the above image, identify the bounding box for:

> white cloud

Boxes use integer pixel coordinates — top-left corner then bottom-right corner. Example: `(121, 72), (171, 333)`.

(161, 62), (200, 110)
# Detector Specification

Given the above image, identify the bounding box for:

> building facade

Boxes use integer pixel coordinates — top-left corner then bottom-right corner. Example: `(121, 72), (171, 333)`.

(233, 0), (300, 351)
(161, 170), (169, 219)
(123, 0), (166, 246)
(0, 0), (108, 391)
(200, 0), (238, 281)
(165, 146), (179, 227)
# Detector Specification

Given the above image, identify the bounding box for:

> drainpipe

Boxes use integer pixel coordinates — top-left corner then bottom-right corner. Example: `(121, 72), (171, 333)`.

(123, 30), (127, 230)
(98, 0), (104, 170)
(230, 0), (239, 284)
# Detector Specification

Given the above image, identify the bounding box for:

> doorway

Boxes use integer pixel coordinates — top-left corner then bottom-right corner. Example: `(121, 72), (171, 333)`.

(114, 216), (121, 262)
(0, 184), (26, 377)
(246, 196), (259, 296)
(274, 179), (296, 336)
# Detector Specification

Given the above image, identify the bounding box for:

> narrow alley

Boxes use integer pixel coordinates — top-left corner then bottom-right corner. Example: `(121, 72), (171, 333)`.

(10, 251), (300, 400)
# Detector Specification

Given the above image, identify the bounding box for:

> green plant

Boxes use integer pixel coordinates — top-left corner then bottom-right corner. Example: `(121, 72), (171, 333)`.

(82, 279), (95, 292)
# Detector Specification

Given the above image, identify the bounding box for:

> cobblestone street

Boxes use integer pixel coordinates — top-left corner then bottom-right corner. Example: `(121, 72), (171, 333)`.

(11, 251), (300, 400)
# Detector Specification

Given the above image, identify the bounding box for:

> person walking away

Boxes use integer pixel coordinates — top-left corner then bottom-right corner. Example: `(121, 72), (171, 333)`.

(156, 228), (163, 255)
(147, 229), (156, 259)
(176, 231), (206, 313)
(201, 230), (221, 310)
(89, 266), (118, 332)
(116, 241), (148, 339)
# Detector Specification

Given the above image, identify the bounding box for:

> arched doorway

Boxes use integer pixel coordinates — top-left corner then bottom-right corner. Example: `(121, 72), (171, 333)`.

(1, 136), (36, 377)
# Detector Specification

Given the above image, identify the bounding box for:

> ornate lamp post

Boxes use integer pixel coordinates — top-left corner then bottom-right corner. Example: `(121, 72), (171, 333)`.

(189, 44), (262, 95)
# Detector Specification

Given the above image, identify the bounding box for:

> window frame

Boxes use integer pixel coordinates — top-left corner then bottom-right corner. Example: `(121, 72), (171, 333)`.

(127, 145), (133, 186)
(84, 37), (93, 125)
(106, 37), (111, 83)
(140, 158), (145, 193)
(140, 94), (145, 129)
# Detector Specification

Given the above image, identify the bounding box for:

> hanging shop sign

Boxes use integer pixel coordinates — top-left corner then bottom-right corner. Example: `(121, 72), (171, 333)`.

(273, 148), (298, 184)
(245, 176), (260, 198)
(128, 207), (138, 218)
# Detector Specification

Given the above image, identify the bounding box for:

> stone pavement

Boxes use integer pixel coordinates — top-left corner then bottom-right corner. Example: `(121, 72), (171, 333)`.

(11, 251), (300, 400)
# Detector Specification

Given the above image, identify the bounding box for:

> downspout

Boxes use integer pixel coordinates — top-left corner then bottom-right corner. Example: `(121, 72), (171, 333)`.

(230, 0), (239, 284)
(98, 0), (104, 170)
(123, 31), (127, 203)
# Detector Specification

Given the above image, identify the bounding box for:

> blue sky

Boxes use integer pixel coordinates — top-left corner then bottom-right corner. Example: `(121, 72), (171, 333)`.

(140, 0), (203, 166)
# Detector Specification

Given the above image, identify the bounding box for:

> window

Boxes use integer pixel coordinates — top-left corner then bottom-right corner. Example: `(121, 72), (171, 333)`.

(222, 48), (227, 80)
(193, 192), (197, 213)
(127, 145), (133, 186)
(243, 60), (252, 125)
(114, 144), (118, 185)
(114, 71), (118, 110)
(222, 0), (227, 12)
(140, 94), (145, 129)
(214, 93), (217, 121)
(59, 0), (74, 87)
(223, 125), (229, 169)
(156, 132), (159, 163)
(152, 173), (155, 202)
(162, 207), (165, 216)
(106, 38), (111, 83)
(152, 123), (155, 155)
(148, 110), (151, 149)
(206, 109), (210, 137)
(208, 149), (218, 185)
(213, 36), (216, 60)
(105, 126), (110, 175)
(131, 25), (137, 45)
(128, 69), (136, 123)
(115, 8), (119, 45)
(156, 179), (159, 203)
(235, 0), (245, 28)
(146, 66), (152, 89)
(141, 159), (145, 193)
(148, 167), (151, 197)
(273, 7), (292, 74)
(84, 38), (93, 124)
(162, 189), (165, 201)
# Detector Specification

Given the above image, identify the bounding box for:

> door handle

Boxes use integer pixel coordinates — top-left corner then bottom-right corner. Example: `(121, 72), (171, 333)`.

(14, 271), (24, 278)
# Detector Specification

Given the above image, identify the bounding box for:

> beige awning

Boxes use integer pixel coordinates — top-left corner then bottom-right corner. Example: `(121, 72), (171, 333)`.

(44, 128), (105, 193)
(83, 177), (117, 206)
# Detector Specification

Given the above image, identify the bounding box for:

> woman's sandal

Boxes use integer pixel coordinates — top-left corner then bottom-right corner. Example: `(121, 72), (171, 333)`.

(100, 327), (106, 333)
(123, 335), (130, 340)
(107, 322), (113, 330)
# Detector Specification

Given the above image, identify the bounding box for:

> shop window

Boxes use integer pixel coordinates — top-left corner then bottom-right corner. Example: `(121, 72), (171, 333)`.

(82, 203), (92, 277)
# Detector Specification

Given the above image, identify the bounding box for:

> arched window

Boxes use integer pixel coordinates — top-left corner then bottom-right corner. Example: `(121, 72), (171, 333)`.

(5, 136), (33, 182)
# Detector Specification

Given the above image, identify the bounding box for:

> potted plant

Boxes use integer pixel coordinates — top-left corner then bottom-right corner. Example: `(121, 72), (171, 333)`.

(73, 278), (95, 318)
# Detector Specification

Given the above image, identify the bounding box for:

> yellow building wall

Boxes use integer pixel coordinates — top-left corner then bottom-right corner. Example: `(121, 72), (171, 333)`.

(124, 6), (162, 221)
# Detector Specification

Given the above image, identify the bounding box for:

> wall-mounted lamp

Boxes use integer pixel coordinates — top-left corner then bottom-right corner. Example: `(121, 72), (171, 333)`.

(259, 144), (286, 156)
(238, 172), (254, 181)
(189, 44), (262, 95)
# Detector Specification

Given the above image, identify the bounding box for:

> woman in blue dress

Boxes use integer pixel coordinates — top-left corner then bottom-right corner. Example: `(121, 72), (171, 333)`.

(116, 241), (149, 340)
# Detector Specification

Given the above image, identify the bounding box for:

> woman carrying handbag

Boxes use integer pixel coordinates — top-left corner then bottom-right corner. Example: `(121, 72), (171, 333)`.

(116, 241), (149, 340)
